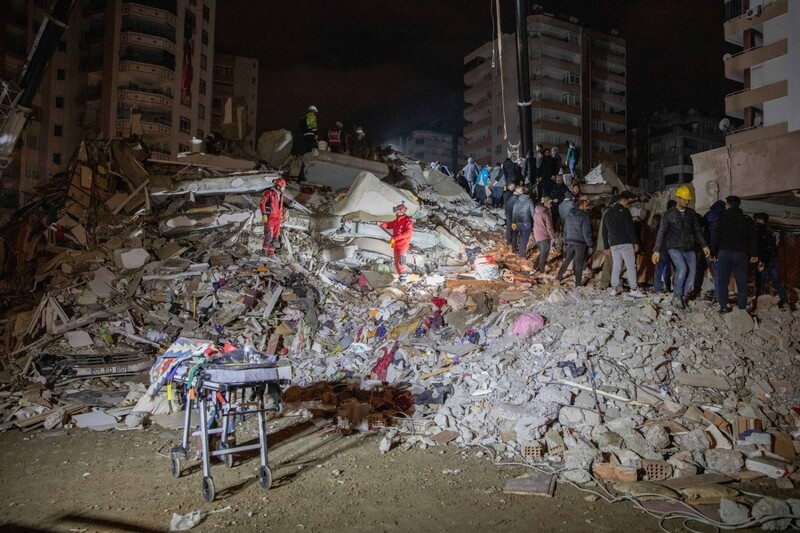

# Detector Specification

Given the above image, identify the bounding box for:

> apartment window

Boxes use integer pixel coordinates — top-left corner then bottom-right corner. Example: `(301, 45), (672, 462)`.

(202, 4), (210, 21)
(415, 138), (424, 145)
(27, 134), (37, 150)
(52, 153), (61, 165)
(200, 54), (207, 70)
(54, 125), (63, 137)
(561, 93), (580, 106)
(58, 40), (67, 52)
(198, 103), (205, 119)
(495, 145), (502, 155)
(563, 73), (581, 85)
(55, 96), (64, 108)
(201, 30), (208, 46)
(178, 144), (190, 153)
(179, 116), (191, 133)
(199, 79), (206, 95)
(664, 173), (680, 185)
(56, 69), (65, 80)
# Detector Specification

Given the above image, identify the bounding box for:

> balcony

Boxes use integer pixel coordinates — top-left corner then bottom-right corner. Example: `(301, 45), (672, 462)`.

(593, 50), (625, 68)
(464, 116), (492, 137)
(532, 98), (581, 116)
(592, 89), (625, 106)
(120, 31), (176, 54)
(593, 68), (626, 86)
(118, 87), (173, 109)
(725, 80), (788, 114)
(724, 0), (787, 46)
(464, 61), (491, 86)
(534, 119), (580, 137)
(121, 1), (178, 25)
(530, 33), (581, 55)
(120, 18), (176, 42)
(464, 83), (490, 105)
(724, 39), (787, 83)
(116, 118), (171, 136)
(119, 60), (175, 83)
(596, 110), (626, 126)
(531, 55), (579, 74)
(464, 136), (491, 152)
(594, 130), (626, 146)
(532, 75), (572, 93)
(463, 100), (490, 122)
(725, 121), (788, 146)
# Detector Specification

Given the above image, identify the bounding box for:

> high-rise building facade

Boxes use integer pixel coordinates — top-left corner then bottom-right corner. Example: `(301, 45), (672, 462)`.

(385, 130), (466, 172)
(636, 110), (724, 194)
(463, 12), (627, 179)
(0, 0), (216, 211)
(211, 52), (258, 148)
(692, 0), (799, 221)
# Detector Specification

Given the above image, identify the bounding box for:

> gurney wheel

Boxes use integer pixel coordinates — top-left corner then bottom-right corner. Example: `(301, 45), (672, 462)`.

(258, 466), (272, 490)
(202, 476), (215, 502)
(220, 442), (234, 468)
(170, 454), (181, 478)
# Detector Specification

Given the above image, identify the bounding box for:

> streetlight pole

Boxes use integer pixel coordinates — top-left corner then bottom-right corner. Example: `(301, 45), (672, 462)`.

(514, 0), (533, 158)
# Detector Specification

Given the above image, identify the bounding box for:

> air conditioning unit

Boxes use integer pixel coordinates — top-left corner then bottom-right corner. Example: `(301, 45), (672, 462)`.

(746, 5), (762, 19)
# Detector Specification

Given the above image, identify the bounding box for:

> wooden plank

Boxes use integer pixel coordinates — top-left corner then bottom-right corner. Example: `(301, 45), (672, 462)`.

(445, 279), (512, 289)
(503, 472), (556, 497)
(656, 473), (731, 490)
(675, 372), (731, 390)
(419, 366), (453, 380)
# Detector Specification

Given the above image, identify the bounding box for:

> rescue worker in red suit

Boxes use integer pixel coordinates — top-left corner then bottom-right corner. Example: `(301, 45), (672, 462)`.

(379, 203), (414, 283)
(260, 177), (286, 255)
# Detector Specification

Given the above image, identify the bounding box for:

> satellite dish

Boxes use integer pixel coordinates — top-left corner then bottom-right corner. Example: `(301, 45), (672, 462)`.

(723, 53), (732, 61)
(718, 118), (731, 132)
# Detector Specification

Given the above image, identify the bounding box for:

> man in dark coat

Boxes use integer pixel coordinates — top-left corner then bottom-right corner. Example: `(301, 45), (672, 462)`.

(711, 196), (757, 312)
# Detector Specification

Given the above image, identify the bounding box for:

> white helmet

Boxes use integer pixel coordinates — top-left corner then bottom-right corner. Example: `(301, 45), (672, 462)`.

(308, 105), (318, 112)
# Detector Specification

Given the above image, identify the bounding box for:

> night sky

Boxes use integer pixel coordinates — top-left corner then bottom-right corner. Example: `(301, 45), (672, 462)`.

(216, 0), (736, 143)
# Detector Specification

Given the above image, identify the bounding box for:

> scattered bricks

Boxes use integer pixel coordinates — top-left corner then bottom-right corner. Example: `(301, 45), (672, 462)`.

(704, 449), (744, 474)
(366, 413), (385, 430)
(734, 417), (762, 443)
(702, 410), (730, 433)
(411, 419), (435, 435)
(522, 442), (544, 461)
(593, 463), (638, 483)
(642, 459), (672, 481)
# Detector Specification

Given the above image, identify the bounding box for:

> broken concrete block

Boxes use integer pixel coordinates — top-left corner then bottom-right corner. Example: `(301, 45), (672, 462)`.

(719, 498), (750, 525)
(112, 248), (151, 270)
(596, 430), (625, 452)
(751, 497), (791, 530)
(705, 449), (744, 474)
(562, 448), (601, 484)
(642, 424), (671, 451)
(746, 457), (795, 479)
(724, 309), (754, 336)
(681, 483), (739, 504)
(620, 429), (662, 460)
(675, 429), (711, 453)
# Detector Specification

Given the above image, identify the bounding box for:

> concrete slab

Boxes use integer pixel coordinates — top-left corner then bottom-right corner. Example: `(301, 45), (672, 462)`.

(302, 150), (389, 191)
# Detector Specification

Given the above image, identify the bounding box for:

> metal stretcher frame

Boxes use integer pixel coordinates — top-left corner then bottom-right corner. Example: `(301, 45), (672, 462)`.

(168, 361), (290, 502)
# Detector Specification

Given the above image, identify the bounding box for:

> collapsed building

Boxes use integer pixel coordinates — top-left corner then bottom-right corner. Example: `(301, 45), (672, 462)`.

(0, 135), (799, 530)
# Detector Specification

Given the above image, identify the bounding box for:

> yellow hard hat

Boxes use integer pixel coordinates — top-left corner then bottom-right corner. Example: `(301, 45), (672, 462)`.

(675, 185), (693, 200)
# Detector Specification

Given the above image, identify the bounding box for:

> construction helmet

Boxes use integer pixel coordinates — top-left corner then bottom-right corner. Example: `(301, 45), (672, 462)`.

(393, 202), (407, 214)
(308, 105), (318, 112)
(675, 185), (693, 200)
(274, 177), (287, 189)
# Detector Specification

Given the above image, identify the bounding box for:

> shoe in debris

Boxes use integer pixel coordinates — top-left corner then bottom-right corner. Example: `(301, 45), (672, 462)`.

(629, 288), (646, 298)
(671, 295), (685, 309)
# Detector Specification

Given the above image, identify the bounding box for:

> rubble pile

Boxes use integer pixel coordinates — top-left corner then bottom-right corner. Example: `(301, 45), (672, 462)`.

(1, 141), (799, 529)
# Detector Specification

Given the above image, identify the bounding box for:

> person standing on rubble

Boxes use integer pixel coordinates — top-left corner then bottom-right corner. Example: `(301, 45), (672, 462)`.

(379, 203), (414, 284)
(711, 195), (758, 313)
(753, 212), (789, 310)
(352, 126), (369, 159)
(461, 157), (480, 197)
(327, 121), (345, 153)
(501, 156), (520, 187)
(550, 173), (569, 230)
(475, 164), (490, 204)
(260, 176), (287, 256)
(603, 191), (646, 297)
(555, 197), (593, 287)
(533, 196), (557, 273)
(504, 185), (520, 250)
(511, 186), (535, 259)
(301, 105), (318, 152)
(490, 162), (505, 208)
(652, 185), (711, 310)
(566, 141), (578, 184)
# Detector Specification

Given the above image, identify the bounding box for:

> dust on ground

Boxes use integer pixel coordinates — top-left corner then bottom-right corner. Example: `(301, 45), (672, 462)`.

(0, 421), (671, 533)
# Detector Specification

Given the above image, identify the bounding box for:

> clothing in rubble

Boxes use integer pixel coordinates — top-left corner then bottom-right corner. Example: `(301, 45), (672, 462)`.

(260, 178), (286, 255)
(379, 206), (414, 282)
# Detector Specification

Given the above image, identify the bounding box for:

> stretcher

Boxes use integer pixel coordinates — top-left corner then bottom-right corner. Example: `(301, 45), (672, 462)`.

(168, 354), (291, 502)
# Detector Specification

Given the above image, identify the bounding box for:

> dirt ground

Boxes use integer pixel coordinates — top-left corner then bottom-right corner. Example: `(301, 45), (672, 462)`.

(0, 414), (677, 533)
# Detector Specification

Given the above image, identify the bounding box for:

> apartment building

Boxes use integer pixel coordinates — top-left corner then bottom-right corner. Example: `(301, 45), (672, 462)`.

(385, 130), (466, 172)
(463, 11), (627, 179)
(1, 0), (216, 210)
(636, 110), (724, 194)
(692, 0), (799, 223)
(211, 52), (258, 147)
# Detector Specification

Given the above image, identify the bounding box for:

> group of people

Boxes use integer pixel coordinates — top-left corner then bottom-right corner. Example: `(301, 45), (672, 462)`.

(299, 105), (370, 159)
(502, 180), (790, 312)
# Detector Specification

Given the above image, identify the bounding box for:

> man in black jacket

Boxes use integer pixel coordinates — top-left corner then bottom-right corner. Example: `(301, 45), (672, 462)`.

(754, 212), (789, 309)
(602, 191), (645, 297)
(711, 196), (758, 313)
(652, 186), (710, 309)
(555, 197), (593, 287)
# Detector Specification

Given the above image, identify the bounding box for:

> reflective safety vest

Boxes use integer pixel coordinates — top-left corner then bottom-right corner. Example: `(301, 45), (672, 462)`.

(328, 127), (341, 146)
